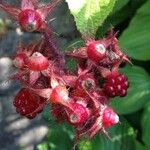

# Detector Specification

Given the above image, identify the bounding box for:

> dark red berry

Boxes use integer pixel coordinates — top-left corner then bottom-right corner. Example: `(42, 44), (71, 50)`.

(18, 9), (43, 32)
(13, 88), (46, 119)
(103, 72), (129, 97)
(87, 41), (106, 63)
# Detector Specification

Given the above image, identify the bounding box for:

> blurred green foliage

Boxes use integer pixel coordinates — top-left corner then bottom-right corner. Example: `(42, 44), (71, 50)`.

(38, 0), (150, 149)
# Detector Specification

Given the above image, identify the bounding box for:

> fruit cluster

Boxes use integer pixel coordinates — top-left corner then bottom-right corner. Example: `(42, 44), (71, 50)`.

(0, 0), (130, 140)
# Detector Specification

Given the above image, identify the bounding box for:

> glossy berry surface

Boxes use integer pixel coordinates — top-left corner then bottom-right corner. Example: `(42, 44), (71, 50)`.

(103, 72), (129, 97)
(26, 52), (49, 71)
(67, 103), (89, 126)
(87, 41), (106, 63)
(102, 107), (119, 128)
(13, 88), (45, 119)
(18, 9), (42, 32)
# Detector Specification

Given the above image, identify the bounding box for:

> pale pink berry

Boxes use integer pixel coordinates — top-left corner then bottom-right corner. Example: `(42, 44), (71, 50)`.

(102, 107), (119, 128)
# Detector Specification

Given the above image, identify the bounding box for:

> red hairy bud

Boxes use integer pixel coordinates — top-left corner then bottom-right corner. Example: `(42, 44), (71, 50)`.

(87, 41), (106, 63)
(77, 74), (96, 91)
(18, 9), (43, 32)
(102, 106), (119, 128)
(74, 74), (96, 97)
(67, 102), (89, 126)
(0, 0), (60, 32)
(27, 52), (49, 71)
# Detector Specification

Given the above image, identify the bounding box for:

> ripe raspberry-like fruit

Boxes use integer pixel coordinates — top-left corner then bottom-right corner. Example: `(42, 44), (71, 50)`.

(13, 88), (46, 119)
(102, 106), (119, 128)
(26, 52), (49, 71)
(18, 9), (43, 32)
(87, 41), (106, 63)
(103, 72), (129, 97)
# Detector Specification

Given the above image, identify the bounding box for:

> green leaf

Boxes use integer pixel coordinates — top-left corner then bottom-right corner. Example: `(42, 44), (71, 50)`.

(119, 1), (150, 60)
(110, 66), (150, 115)
(46, 124), (74, 150)
(78, 135), (102, 150)
(37, 142), (49, 150)
(66, 0), (117, 37)
(96, 0), (147, 38)
(78, 118), (136, 150)
(100, 119), (136, 150)
(134, 140), (148, 150)
(112, 0), (130, 13)
(142, 102), (150, 150)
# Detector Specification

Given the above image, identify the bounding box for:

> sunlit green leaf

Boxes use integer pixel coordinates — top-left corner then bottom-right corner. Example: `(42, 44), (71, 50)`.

(66, 0), (117, 37)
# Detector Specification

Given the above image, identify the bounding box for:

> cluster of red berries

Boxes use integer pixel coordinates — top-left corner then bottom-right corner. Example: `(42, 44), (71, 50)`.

(0, 0), (130, 140)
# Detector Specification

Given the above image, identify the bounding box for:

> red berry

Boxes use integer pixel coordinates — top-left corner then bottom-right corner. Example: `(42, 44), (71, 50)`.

(26, 52), (49, 71)
(102, 106), (119, 128)
(87, 41), (106, 63)
(13, 53), (28, 69)
(103, 72), (129, 97)
(18, 9), (42, 32)
(67, 102), (89, 126)
(13, 88), (46, 119)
